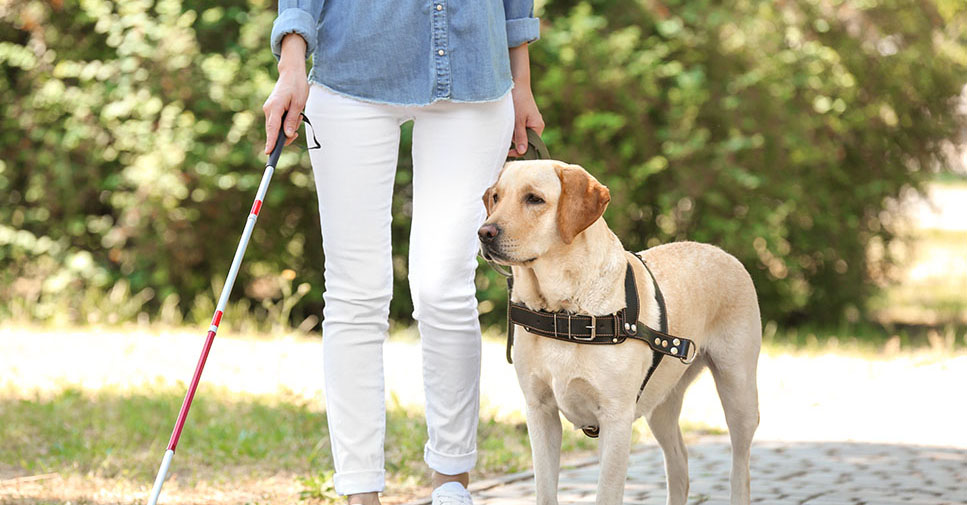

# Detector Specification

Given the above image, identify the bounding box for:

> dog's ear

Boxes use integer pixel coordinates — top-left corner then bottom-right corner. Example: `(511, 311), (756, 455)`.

(555, 164), (611, 244)
(482, 184), (496, 217)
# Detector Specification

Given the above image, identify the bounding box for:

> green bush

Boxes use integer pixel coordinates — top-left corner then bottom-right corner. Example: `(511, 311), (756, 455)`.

(1, 0), (965, 328)
(508, 0), (967, 324)
(1, 0), (326, 327)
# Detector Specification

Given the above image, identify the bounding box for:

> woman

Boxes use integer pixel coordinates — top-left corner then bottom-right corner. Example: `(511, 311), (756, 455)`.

(262, 2), (544, 504)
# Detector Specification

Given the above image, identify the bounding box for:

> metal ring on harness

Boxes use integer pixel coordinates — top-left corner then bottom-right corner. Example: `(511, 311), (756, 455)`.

(680, 342), (698, 364)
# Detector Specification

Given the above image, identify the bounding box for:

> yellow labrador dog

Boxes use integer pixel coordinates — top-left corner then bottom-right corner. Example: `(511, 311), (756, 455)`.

(477, 160), (761, 505)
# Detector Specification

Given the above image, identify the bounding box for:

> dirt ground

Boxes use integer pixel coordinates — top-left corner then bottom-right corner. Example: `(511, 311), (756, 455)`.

(4, 326), (966, 449)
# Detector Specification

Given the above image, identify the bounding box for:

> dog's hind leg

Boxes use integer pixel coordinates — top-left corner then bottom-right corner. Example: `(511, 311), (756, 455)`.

(525, 401), (563, 505)
(644, 362), (705, 505)
(708, 338), (760, 505)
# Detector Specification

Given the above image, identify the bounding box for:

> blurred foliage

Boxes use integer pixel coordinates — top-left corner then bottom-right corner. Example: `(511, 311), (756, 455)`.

(522, 0), (967, 325)
(1, 0), (965, 329)
(0, 0), (327, 327)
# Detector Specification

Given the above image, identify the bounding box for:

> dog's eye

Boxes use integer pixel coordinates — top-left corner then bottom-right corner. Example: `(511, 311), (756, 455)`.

(492, 193), (499, 203)
(525, 193), (545, 205)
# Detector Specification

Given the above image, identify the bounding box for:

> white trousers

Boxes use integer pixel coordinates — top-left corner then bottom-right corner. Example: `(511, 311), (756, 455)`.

(304, 84), (515, 495)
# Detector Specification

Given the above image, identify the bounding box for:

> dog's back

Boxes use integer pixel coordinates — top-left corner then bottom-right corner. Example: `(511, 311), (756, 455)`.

(639, 241), (761, 359)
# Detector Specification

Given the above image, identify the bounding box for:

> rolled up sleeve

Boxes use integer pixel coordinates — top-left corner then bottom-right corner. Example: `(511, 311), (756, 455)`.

(270, 0), (324, 60)
(503, 0), (540, 47)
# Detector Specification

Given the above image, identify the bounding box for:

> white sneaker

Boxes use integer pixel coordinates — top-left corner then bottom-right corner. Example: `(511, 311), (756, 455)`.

(431, 481), (473, 505)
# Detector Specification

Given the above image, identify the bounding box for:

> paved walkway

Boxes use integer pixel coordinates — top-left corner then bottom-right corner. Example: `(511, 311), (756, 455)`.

(414, 437), (966, 505)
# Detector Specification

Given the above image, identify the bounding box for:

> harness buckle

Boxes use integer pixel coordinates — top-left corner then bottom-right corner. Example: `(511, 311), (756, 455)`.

(573, 315), (596, 341)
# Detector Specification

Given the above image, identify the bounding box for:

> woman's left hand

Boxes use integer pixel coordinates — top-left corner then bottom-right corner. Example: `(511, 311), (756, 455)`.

(508, 43), (544, 157)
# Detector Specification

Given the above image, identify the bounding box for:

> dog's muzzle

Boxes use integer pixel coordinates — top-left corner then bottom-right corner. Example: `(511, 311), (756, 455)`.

(478, 223), (506, 262)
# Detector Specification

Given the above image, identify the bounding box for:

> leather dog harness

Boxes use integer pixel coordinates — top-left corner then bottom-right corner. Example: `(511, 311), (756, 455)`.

(501, 253), (697, 438)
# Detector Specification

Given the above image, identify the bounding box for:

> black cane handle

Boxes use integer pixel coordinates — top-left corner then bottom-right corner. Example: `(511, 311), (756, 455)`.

(267, 110), (288, 168)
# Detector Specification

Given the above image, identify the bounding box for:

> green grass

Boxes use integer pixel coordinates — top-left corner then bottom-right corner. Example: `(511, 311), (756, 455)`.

(760, 319), (967, 355)
(931, 172), (967, 185)
(0, 387), (326, 483)
(0, 385), (605, 504)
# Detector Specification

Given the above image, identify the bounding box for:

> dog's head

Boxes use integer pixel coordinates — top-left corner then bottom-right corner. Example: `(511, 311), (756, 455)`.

(478, 160), (611, 265)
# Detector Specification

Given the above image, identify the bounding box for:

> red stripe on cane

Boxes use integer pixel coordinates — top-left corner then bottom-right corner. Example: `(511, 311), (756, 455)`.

(167, 329), (217, 451)
(211, 310), (223, 327)
(250, 200), (262, 216)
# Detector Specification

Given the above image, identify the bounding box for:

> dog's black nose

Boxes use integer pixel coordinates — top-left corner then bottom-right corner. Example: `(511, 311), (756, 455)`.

(478, 223), (500, 243)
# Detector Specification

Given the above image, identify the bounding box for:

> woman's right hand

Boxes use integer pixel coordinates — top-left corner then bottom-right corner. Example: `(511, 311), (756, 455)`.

(263, 33), (310, 154)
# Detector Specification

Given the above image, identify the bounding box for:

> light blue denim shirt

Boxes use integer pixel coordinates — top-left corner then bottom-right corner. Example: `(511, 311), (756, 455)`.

(271, 1), (540, 106)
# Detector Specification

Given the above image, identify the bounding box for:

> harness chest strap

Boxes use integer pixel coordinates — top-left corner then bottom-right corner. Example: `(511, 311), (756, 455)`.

(501, 254), (697, 438)
(504, 259), (694, 362)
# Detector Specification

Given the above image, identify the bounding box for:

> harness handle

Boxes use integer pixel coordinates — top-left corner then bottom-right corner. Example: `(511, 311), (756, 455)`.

(509, 128), (551, 161)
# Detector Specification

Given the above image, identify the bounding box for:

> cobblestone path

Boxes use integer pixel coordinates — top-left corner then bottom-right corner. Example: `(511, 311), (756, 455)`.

(408, 437), (965, 505)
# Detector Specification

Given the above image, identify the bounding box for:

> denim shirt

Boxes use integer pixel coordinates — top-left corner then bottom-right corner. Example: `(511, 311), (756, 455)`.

(271, 1), (540, 106)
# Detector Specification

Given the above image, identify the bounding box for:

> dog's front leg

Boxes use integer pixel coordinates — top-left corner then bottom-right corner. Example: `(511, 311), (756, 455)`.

(525, 402), (563, 505)
(594, 411), (635, 505)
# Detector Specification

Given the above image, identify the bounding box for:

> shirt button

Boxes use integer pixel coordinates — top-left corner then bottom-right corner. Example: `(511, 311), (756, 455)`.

(436, 4), (443, 10)
(437, 49), (445, 56)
